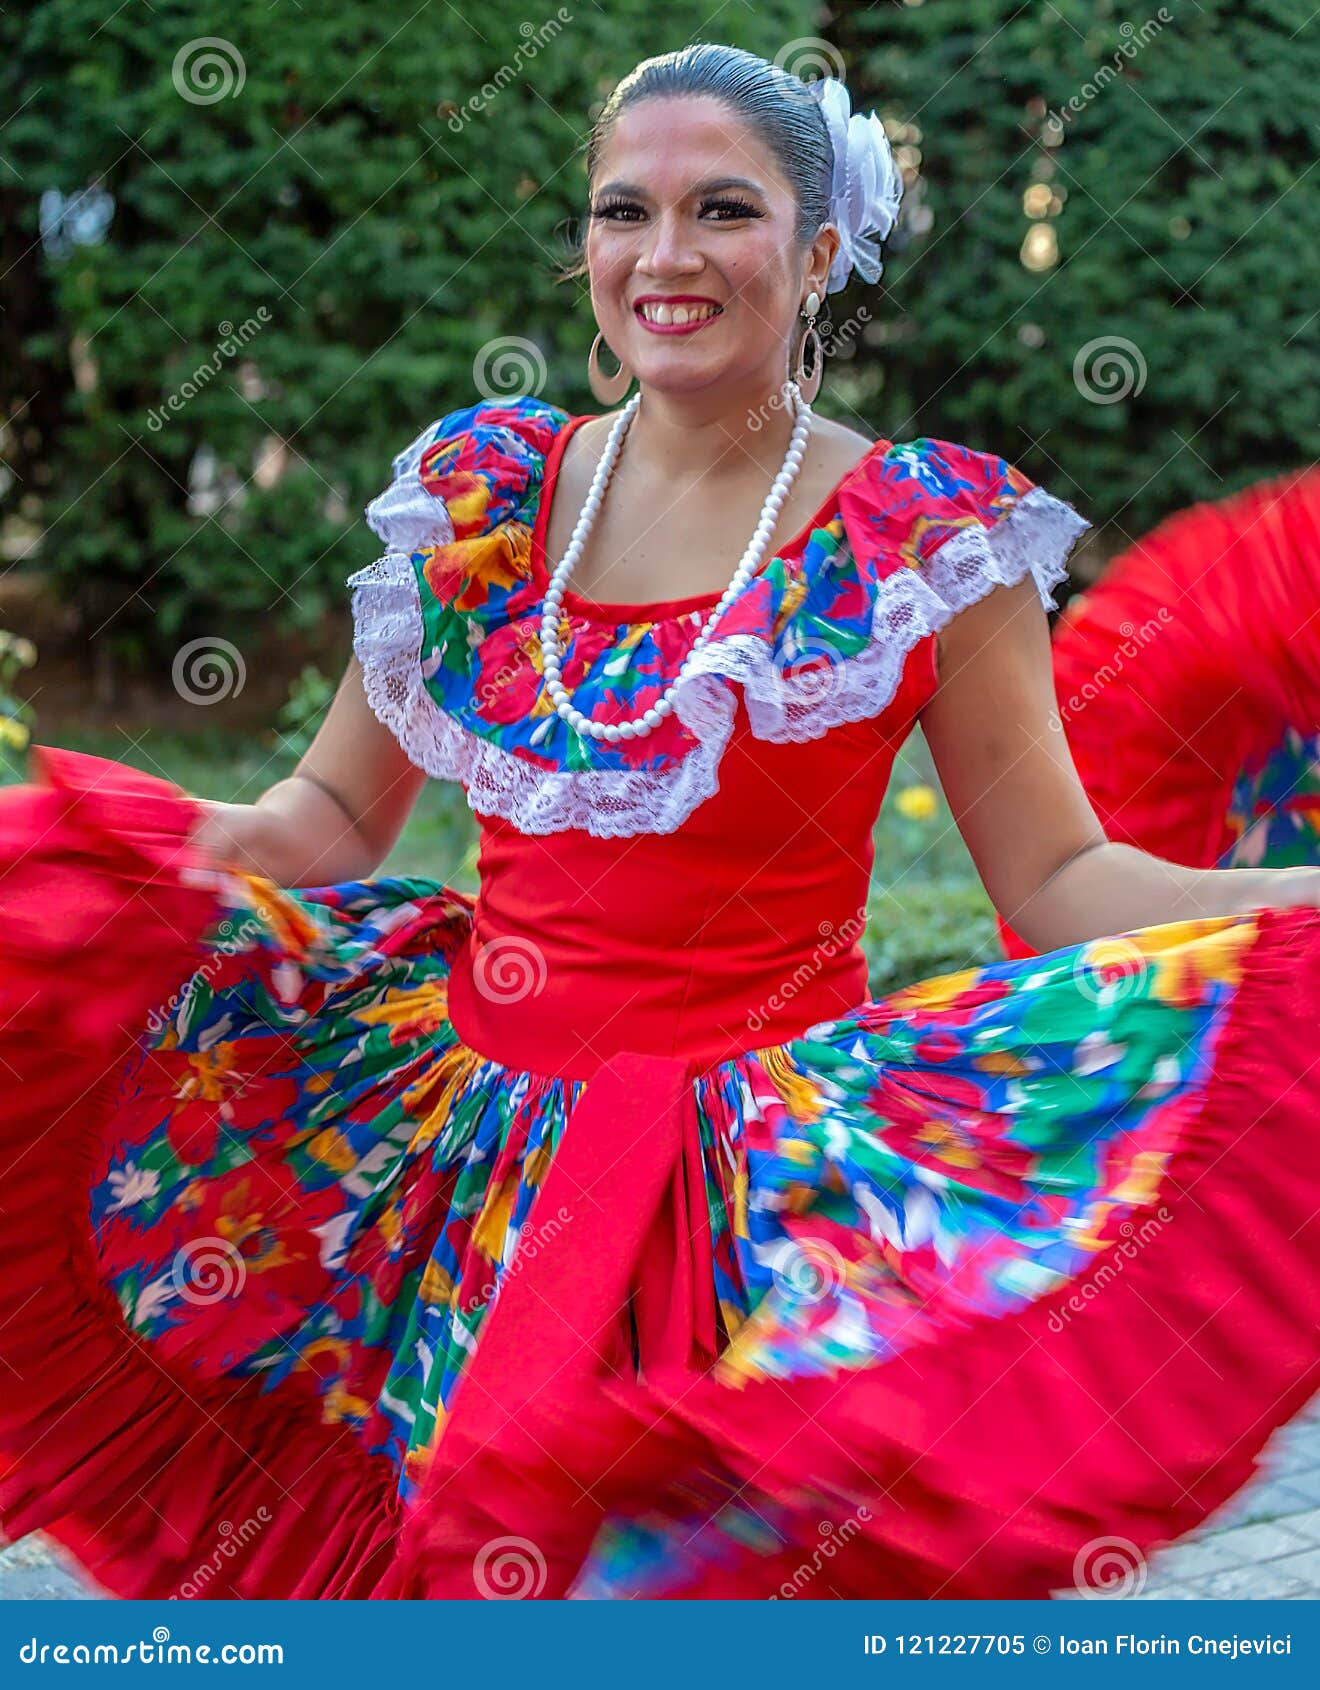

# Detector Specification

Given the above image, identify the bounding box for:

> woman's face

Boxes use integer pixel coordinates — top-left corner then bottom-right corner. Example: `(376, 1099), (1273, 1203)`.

(585, 95), (831, 400)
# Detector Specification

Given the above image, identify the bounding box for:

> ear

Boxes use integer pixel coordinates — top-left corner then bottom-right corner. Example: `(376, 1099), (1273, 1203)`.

(804, 223), (840, 304)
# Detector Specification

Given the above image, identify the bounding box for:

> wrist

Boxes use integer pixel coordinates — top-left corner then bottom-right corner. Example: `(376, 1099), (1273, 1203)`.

(189, 799), (286, 880)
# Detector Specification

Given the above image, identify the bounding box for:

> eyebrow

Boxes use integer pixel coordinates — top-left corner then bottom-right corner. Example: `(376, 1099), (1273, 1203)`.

(592, 176), (769, 200)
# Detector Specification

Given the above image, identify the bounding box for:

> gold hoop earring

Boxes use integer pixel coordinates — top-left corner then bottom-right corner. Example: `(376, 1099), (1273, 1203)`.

(588, 331), (634, 405)
(793, 290), (824, 405)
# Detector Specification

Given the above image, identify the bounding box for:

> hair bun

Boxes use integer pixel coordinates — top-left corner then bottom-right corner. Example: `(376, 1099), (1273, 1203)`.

(809, 76), (904, 293)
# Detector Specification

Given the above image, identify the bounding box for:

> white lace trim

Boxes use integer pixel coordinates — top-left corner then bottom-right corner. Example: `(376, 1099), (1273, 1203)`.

(349, 483), (1090, 838)
(362, 419), (457, 556)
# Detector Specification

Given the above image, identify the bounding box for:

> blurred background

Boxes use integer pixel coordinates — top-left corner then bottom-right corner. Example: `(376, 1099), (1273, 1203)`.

(2, 0), (1317, 992)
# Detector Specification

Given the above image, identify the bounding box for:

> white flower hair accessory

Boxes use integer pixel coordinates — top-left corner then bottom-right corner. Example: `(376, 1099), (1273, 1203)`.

(809, 76), (904, 293)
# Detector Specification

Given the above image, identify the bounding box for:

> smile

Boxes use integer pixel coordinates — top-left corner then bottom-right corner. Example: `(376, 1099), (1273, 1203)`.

(634, 299), (723, 333)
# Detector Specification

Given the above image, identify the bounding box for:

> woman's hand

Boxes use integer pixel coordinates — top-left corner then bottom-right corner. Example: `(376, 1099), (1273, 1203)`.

(186, 799), (282, 877)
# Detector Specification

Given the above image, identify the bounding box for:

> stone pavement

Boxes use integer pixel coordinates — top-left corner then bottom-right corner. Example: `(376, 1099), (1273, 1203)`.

(3, 1392), (1319, 1600)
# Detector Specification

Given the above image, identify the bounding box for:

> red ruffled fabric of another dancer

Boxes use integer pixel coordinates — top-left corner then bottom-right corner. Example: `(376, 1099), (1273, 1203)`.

(2, 746), (1320, 1600)
(999, 466), (1320, 961)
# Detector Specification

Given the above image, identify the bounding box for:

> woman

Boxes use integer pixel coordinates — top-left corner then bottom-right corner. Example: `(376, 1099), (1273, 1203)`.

(2, 43), (1319, 1603)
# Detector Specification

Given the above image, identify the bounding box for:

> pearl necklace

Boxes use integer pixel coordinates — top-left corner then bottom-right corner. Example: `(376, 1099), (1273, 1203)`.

(539, 381), (815, 742)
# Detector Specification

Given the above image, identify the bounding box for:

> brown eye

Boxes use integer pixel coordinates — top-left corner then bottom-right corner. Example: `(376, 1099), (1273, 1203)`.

(590, 198), (645, 222)
(701, 198), (762, 221)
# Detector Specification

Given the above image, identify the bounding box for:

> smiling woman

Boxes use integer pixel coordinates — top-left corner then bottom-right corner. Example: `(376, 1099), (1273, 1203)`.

(2, 41), (1320, 1605)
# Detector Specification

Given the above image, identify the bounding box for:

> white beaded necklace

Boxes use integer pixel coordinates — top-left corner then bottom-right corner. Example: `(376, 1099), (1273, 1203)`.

(539, 380), (815, 743)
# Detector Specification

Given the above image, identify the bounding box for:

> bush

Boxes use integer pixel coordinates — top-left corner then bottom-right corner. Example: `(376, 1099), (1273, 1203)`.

(0, 0), (816, 674)
(833, 0), (1319, 547)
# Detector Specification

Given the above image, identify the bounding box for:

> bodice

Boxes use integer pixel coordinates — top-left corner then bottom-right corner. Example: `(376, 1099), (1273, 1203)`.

(447, 648), (937, 1077)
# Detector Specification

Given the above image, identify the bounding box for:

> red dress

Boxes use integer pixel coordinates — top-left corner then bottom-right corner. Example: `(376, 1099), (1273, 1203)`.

(1, 398), (1318, 1601)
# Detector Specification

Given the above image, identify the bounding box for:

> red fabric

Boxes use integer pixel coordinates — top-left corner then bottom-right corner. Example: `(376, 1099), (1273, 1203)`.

(0, 748), (404, 1598)
(448, 680), (936, 1077)
(999, 466), (1320, 959)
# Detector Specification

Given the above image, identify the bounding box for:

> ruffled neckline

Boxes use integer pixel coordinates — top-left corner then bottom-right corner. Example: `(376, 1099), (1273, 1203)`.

(348, 396), (1093, 837)
(527, 411), (892, 625)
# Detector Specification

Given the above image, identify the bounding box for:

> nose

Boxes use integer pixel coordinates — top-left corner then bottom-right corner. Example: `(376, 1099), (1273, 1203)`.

(635, 210), (704, 278)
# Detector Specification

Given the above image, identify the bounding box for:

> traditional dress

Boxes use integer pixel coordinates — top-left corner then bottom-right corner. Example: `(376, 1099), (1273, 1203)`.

(2, 397), (1318, 1601)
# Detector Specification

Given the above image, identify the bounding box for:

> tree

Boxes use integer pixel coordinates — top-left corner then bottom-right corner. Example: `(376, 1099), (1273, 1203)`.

(0, 0), (815, 676)
(832, 0), (1319, 555)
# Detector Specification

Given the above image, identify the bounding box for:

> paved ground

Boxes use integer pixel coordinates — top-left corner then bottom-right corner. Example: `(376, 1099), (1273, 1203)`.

(3, 1392), (1319, 1600)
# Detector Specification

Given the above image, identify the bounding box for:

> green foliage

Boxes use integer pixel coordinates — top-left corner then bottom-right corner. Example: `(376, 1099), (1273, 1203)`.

(1, 0), (815, 668)
(865, 879), (1001, 997)
(273, 662), (335, 759)
(0, 631), (37, 783)
(831, 0), (1319, 544)
(6, 2), (1313, 680)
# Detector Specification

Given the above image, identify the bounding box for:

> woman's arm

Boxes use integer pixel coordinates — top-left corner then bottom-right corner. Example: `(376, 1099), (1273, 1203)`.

(189, 655), (427, 886)
(918, 573), (1320, 953)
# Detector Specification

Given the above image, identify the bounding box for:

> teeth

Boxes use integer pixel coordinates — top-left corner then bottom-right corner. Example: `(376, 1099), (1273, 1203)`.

(639, 302), (719, 325)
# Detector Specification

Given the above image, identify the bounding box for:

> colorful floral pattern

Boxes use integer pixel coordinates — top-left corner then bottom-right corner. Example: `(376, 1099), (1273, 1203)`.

(1222, 726), (1320, 869)
(349, 398), (1091, 797)
(90, 867), (1258, 1517)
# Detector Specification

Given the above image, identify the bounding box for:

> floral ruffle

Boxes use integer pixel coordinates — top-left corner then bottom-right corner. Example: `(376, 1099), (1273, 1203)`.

(349, 397), (1092, 837)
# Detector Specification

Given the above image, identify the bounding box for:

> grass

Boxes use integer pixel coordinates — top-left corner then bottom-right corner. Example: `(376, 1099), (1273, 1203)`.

(32, 720), (1004, 998)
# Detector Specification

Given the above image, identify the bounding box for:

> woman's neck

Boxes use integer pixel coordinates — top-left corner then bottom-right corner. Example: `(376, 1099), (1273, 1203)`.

(619, 374), (802, 481)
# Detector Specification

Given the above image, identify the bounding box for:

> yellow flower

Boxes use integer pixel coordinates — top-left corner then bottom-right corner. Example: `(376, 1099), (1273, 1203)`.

(0, 716), (30, 750)
(306, 1126), (357, 1174)
(419, 1257), (455, 1307)
(895, 783), (938, 821)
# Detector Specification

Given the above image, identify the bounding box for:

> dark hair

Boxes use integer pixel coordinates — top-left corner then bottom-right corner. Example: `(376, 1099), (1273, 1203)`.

(558, 43), (834, 283)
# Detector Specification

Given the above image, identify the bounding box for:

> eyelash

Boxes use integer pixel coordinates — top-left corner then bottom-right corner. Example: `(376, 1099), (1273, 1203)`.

(589, 197), (763, 223)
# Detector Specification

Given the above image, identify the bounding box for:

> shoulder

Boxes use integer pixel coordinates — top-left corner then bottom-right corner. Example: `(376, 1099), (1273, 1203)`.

(810, 413), (876, 464)
(366, 396), (573, 552)
(830, 432), (1090, 673)
(845, 434), (1037, 567)
(406, 395), (572, 499)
